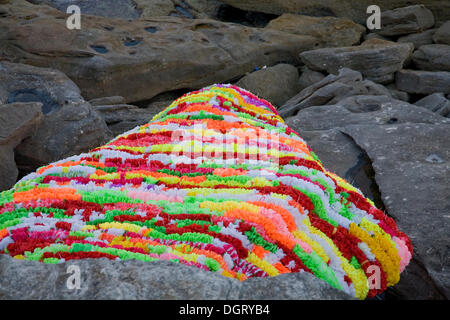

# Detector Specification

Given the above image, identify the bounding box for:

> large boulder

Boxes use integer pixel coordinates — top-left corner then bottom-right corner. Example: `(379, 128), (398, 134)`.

(235, 64), (300, 107)
(0, 1), (317, 103)
(412, 44), (450, 71)
(285, 95), (450, 299)
(341, 124), (450, 299)
(396, 69), (450, 94)
(0, 102), (43, 191)
(0, 255), (352, 299)
(219, 0), (450, 26)
(279, 68), (392, 118)
(375, 5), (435, 37)
(0, 61), (111, 172)
(266, 14), (365, 47)
(300, 39), (414, 84)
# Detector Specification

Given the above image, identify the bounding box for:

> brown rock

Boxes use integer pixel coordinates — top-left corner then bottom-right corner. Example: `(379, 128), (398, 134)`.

(266, 14), (364, 47)
(0, 1), (317, 103)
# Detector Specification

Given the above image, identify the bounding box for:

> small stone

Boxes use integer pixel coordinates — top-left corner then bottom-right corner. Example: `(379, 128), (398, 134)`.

(298, 67), (325, 92)
(397, 28), (437, 49)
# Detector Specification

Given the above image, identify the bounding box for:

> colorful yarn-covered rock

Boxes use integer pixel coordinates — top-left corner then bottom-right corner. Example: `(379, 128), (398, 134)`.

(0, 85), (412, 299)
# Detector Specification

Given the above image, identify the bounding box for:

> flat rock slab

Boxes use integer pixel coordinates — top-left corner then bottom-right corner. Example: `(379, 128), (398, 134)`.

(300, 39), (414, 84)
(396, 69), (450, 94)
(0, 255), (352, 300)
(0, 2), (317, 103)
(341, 123), (450, 299)
(376, 5), (435, 37)
(398, 29), (437, 49)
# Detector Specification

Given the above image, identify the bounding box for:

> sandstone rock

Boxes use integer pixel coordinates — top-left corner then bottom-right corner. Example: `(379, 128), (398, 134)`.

(376, 5), (435, 37)
(300, 39), (414, 84)
(396, 69), (450, 94)
(89, 96), (126, 106)
(236, 64), (299, 107)
(279, 68), (392, 118)
(341, 123), (450, 299)
(266, 14), (365, 47)
(363, 33), (390, 42)
(414, 92), (450, 117)
(0, 102), (43, 191)
(412, 44), (450, 71)
(93, 104), (164, 136)
(0, 61), (111, 171)
(398, 29), (437, 49)
(27, 0), (140, 19)
(0, 2), (317, 103)
(0, 255), (352, 299)
(433, 20), (450, 44)
(298, 67), (325, 92)
(219, 0), (450, 26)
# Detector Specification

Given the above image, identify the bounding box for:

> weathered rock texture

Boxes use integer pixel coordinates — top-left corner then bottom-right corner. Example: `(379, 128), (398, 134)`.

(396, 69), (450, 94)
(0, 102), (43, 191)
(0, 61), (111, 172)
(300, 39), (414, 84)
(266, 14), (365, 47)
(219, 0), (450, 26)
(0, 1), (317, 103)
(236, 64), (300, 107)
(279, 68), (391, 118)
(412, 44), (450, 72)
(0, 255), (352, 300)
(376, 5), (435, 37)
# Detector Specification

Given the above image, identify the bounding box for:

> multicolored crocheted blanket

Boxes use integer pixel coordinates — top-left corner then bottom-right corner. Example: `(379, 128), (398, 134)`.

(0, 84), (412, 299)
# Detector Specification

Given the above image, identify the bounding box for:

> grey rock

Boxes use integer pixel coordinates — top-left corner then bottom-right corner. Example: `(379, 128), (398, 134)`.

(300, 129), (381, 206)
(341, 123), (450, 299)
(279, 68), (392, 118)
(285, 95), (447, 132)
(412, 44), (450, 71)
(363, 33), (390, 42)
(396, 69), (450, 94)
(0, 102), (43, 191)
(298, 67), (325, 92)
(300, 39), (414, 84)
(266, 14), (365, 48)
(414, 92), (450, 117)
(0, 61), (111, 171)
(89, 96), (126, 106)
(0, 255), (352, 300)
(94, 104), (164, 136)
(398, 28), (437, 49)
(386, 83), (411, 102)
(0, 2), (317, 103)
(236, 64), (299, 107)
(376, 5), (435, 37)
(433, 20), (450, 44)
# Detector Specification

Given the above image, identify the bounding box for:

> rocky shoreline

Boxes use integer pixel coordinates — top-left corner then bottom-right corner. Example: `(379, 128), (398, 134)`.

(0, 0), (448, 300)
